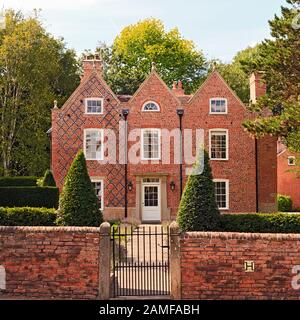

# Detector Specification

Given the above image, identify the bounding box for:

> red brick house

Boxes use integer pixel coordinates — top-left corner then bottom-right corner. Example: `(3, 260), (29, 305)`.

(51, 56), (277, 223)
(277, 142), (300, 210)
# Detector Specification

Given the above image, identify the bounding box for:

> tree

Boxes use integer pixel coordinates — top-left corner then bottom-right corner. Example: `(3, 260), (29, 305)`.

(97, 18), (207, 95)
(215, 45), (262, 103)
(56, 150), (103, 226)
(41, 169), (56, 187)
(0, 10), (80, 176)
(243, 0), (300, 153)
(177, 150), (220, 232)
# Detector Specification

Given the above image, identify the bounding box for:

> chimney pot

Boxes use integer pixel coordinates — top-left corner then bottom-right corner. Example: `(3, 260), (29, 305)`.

(82, 53), (103, 81)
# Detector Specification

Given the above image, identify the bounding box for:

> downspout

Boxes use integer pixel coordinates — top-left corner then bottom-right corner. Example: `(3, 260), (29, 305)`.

(255, 138), (259, 212)
(176, 109), (184, 197)
(122, 109), (129, 218)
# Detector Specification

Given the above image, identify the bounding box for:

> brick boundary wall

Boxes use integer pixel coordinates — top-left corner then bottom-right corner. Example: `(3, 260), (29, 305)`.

(181, 232), (300, 300)
(0, 226), (100, 299)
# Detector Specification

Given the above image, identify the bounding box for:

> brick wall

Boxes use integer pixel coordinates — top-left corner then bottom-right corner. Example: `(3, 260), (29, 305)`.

(181, 232), (300, 300)
(0, 226), (100, 299)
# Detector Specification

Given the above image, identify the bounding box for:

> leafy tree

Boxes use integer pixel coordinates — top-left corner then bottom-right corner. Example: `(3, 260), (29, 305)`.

(215, 45), (262, 103)
(243, 0), (300, 153)
(177, 150), (220, 232)
(56, 150), (103, 226)
(97, 18), (207, 95)
(41, 169), (56, 187)
(0, 10), (80, 176)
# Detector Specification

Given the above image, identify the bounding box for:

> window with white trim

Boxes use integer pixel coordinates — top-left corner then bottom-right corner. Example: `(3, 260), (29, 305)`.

(214, 179), (229, 210)
(85, 98), (103, 114)
(209, 129), (228, 160)
(210, 98), (227, 114)
(84, 129), (104, 160)
(142, 101), (160, 112)
(288, 156), (296, 166)
(91, 179), (104, 210)
(141, 129), (161, 160)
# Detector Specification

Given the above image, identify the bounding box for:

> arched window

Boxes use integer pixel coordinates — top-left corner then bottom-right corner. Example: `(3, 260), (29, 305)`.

(142, 101), (160, 112)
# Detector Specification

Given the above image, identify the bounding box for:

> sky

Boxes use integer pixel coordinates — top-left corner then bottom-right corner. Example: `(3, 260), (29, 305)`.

(3, 0), (287, 62)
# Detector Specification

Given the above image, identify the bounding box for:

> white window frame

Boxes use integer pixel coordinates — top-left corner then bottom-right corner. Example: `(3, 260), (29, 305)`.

(84, 128), (104, 161)
(91, 178), (104, 210)
(85, 97), (104, 114)
(209, 129), (229, 161)
(288, 156), (296, 166)
(209, 98), (228, 114)
(142, 101), (160, 112)
(141, 128), (161, 161)
(213, 179), (229, 210)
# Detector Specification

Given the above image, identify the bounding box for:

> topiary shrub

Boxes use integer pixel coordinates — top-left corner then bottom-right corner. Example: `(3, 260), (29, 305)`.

(177, 150), (220, 231)
(56, 150), (103, 226)
(41, 169), (56, 187)
(277, 194), (293, 212)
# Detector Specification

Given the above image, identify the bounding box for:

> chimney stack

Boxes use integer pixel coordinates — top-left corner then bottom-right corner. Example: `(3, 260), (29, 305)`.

(250, 72), (266, 103)
(172, 80), (185, 96)
(81, 54), (103, 81)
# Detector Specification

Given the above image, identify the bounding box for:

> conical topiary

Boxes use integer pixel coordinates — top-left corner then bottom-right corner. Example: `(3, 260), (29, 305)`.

(56, 150), (103, 226)
(41, 169), (56, 187)
(177, 150), (220, 231)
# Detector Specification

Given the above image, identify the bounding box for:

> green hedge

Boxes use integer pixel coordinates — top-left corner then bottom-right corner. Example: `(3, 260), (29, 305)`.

(0, 207), (56, 226)
(220, 213), (300, 233)
(0, 187), (59, 208)
(0, 176), (38, 186)
(277, 194), (293, 212)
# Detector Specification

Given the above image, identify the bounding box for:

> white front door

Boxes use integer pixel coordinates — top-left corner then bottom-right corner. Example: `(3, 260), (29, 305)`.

(142, 181), (161, 222)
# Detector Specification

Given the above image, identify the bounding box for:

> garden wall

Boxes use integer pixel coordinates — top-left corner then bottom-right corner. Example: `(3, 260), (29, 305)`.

(180, 232), (300, 300)
(0, 226), (100, 299)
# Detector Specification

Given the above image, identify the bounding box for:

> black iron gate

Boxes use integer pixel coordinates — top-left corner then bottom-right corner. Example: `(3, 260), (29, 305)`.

(111, 225), (170, 297)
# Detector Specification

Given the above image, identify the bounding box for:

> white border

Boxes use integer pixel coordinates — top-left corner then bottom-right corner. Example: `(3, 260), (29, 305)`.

(141, 128), (161, 161)
(209, 129), (229, 161)
(213, 179), (229, 210)
(209, 98), (228, 114)
(83, 128), (104, 161)
(85, 97), (104, 115)
(141, 101), (160, 112)
(91, 178), (104, 210)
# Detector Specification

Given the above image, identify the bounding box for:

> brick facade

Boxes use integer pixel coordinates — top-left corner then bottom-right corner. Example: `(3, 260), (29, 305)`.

(51, 58), (277, 223)
(181, 232), (300, 300)
(0, 226), (99, 299)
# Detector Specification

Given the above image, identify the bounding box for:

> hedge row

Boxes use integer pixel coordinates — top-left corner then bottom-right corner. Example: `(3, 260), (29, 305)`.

(220, 213), (300, 233)
(0, 207), (56, 226)
(0, 176), (38, 187)
(0, 187), (59, 208)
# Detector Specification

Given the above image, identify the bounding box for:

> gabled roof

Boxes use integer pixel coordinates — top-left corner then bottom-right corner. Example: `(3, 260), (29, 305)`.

(57, 70), (120, 111)
(188, 70), (246, 108)
(128, 68), (182, 105)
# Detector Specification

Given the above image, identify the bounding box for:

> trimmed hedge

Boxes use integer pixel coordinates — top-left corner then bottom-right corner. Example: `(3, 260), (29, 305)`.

(0, 176), (38, 187)
(0, 187), (59, 208)
(277, 194), (293, 212)
(220, 213), (300, 233)
(0, 207), (56, 226)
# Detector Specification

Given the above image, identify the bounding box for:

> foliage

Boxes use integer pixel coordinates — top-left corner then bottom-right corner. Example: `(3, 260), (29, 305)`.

(0, 10), (80, 176)
(277, 194), (293, 212)
(41, 169), (56, 187)
(0, 186), (59, 208)
(97, 18), (207, 95)
(220, 212), (300, 233)
(0, 176), (37, 186)
(0, 207), (56, 226)
(56, 150), (102, 226)
(177, 150), (220, 231)
(243, 0), (300, 153)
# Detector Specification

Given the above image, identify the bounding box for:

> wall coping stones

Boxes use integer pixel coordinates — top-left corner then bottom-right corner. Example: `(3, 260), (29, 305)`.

(0, 226), (100, 233)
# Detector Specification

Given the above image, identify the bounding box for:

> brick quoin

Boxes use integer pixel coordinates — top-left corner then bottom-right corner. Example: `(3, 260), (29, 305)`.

(181, 232), (300, 300)
(51, 57), (277, 222)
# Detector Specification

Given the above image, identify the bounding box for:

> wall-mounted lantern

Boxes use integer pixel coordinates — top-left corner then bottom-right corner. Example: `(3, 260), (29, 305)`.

(128, 181), (133, 191)
(170, 181), (176, 191)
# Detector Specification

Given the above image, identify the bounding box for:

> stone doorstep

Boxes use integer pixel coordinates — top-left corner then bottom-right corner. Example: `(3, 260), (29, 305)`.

(110, 295), (171, 300)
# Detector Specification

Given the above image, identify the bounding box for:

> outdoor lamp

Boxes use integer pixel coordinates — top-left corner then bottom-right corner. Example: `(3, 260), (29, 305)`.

(170, 181), (176, 191)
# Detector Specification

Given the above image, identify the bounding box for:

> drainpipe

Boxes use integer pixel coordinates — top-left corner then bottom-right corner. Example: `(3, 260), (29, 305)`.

(176, 109), (184, 197)
(122, 109), (129, 218)
(255, 138), (259, 212)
